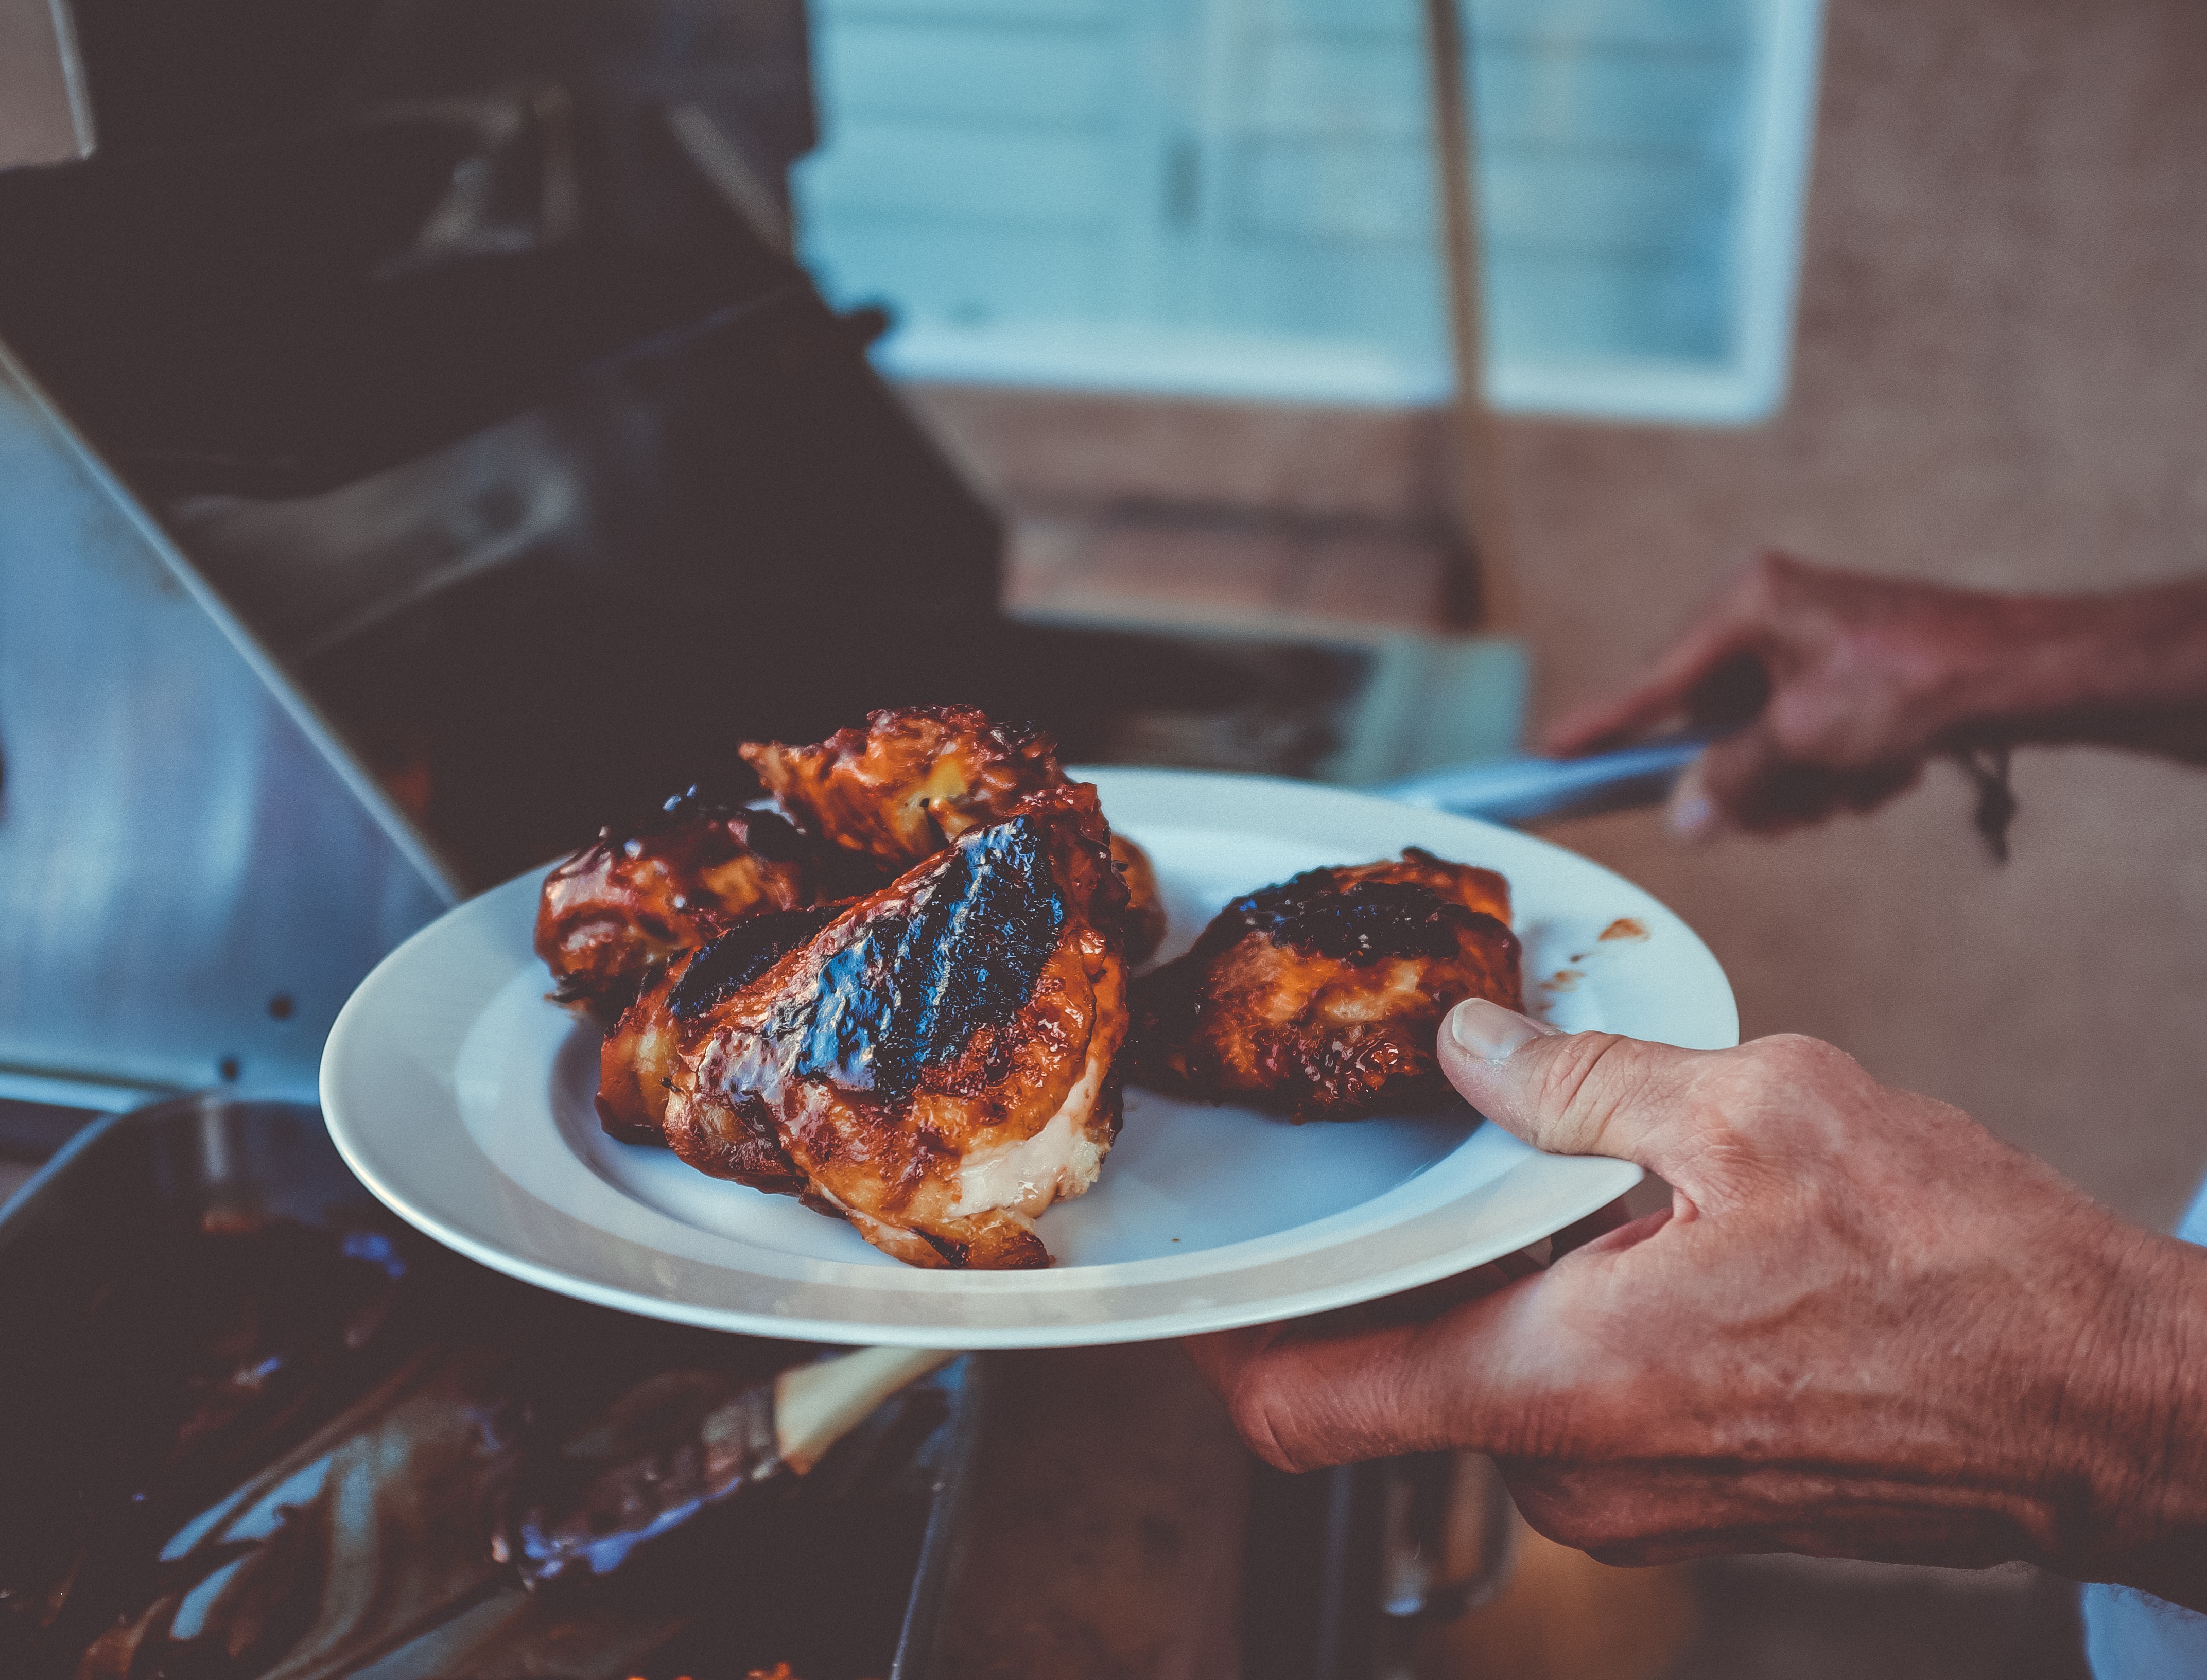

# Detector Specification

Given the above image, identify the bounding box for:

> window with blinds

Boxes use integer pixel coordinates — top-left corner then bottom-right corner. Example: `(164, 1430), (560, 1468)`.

(793, 0), (1823, 423)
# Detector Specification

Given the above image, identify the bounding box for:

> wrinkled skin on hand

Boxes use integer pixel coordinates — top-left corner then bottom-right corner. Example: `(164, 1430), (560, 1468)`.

(1185, 1002), (2207, 1611)
(1549, 551), (2207, 838)
(1547, 552), (2014, 836)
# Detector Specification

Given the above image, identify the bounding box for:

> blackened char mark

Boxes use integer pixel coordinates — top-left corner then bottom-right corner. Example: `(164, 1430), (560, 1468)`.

(668, 908), (836, 1019)
(787, 817), (1066, 1100)
(1215, 871), (1482, 967)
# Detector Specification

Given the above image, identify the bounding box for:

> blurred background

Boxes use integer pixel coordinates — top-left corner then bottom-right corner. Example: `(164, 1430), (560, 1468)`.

(789, 0), (2207, 1276)
(4, 0), (2203, 1675)
(813, 3), (2207, 1674)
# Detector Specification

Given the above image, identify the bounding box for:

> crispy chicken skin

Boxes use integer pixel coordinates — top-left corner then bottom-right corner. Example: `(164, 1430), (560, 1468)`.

(1131, 848), (1520, 1121)
(535, 791), (883, 1024)
(741, 705), (1066, 870)
(661, 785), (1129, 1269)
(1111, 834), (1167, 965)
(565, 708), (1157, 1165)
(595, 907), (837, 1146)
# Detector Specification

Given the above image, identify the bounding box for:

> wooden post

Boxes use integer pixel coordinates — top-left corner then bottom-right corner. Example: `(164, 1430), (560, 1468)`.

(1420, 0), (1517, 632)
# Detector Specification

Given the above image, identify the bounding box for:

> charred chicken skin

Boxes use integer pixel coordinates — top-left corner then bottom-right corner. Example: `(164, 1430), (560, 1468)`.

(535, 791), (884, 1023)
(1131, 848), (1520, 1121)
(595, 907), (838, 1146)
(741, 705), (1067, 870)
(659, 784), (1129, 1269)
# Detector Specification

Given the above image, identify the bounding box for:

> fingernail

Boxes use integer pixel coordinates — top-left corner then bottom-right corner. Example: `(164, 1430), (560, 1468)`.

(1668, 792), (1715, 839)
(1448, 997), (1551, 1062)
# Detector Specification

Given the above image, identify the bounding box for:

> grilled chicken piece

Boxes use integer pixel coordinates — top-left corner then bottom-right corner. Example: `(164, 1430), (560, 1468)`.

(1131, 848), (1521, 1121)
(741, 706), (1167, 960)
(1111, 834), (1167, 965)
(741, 705), (1066, 870)
(536, 791), (883, 1023)
(661, 785), (1129, 1269)
(595, 908), (837, 1147)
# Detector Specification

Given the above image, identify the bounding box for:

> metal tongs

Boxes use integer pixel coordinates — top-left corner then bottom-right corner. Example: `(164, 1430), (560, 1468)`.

(1378, 732), (1714, 826)
(1383, 729), (2019, 860)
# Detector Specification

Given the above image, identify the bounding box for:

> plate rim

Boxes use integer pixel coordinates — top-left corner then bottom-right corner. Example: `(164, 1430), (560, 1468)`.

(321, 766), (1735, 1347)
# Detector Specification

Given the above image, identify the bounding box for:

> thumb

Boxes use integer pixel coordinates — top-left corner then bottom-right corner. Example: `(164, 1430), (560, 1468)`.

(1438, 998), (1708, 1184)
(1695, 720), (1853, 834)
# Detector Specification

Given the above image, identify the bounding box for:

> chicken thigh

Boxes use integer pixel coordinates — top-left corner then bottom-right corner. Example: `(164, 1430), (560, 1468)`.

(660, 784), (1129, 1268)
(535, 790), (882, 1023)
(741, 705), (1066, 869)
(594, 907), (836, 1147)
(1131, 848), (1520, 1121)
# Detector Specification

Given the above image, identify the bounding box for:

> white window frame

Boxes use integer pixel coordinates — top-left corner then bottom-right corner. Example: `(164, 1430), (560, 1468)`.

(798, 0), (1827, 425)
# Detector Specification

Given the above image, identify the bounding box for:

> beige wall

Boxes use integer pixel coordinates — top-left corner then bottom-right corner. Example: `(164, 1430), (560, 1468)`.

(912, 0), (2207, 1231)
(1516, 0), (2207, 1228)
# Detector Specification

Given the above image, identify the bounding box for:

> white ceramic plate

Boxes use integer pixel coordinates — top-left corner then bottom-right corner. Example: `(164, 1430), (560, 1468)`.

(322, 768), (1735, 1347)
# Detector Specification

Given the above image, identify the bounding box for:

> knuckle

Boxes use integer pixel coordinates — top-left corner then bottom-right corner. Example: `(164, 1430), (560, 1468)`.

(1736, 1032), (1853, 1088)
(1535, 1034), (1662, 1150)
(1699, 1034), (1873, 1184)
(1225, 1372), (1292, 1469)
(1229, 1367), (1327, 1474)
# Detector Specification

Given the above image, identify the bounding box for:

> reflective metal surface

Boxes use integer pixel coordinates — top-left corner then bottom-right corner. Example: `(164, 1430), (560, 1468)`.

(1381, 731), (1710, 826)
(0, 1094), (972, 1680)
(0, 0), (95, 168)
(0, 347), (454, 1105)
